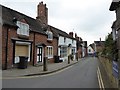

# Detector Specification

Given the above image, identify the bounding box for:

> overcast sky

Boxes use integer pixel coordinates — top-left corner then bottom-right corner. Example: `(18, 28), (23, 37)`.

(1, 0), (116, 45)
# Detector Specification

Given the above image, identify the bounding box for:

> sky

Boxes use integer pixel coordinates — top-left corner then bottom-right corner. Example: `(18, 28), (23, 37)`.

(1, 0), (116, 45)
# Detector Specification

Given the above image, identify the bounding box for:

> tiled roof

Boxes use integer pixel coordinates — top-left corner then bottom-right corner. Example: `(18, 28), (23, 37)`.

(94, 41), (105, 46)
(49, 25), (76, 40)
(1, 4), (46, 35)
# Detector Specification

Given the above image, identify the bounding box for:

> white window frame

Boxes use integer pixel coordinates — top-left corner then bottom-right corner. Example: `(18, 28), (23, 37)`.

(17, 21), (29, 36)
(47, 46), (53, 59)
(46, 31), (53, 40)
(60, 46), (67, 58)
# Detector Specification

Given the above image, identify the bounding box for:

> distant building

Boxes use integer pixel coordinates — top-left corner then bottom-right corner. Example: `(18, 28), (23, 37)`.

(87, 44), (95, 57)
(94, 41), (105, 56)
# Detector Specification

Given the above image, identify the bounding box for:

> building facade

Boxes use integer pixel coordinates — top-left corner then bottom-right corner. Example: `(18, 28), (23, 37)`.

(1, 2), (58, 70)
(50, 27), (77, 62)
(1, 2), (81, 70)
(87, 44), (95, 57)
(110, 0), (120, 88)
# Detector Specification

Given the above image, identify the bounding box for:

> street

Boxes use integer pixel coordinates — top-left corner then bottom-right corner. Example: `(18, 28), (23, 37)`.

(2, 57), (99, 88)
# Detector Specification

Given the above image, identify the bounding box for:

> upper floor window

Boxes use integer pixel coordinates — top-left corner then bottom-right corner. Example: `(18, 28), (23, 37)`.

(17, 21), (29, 36)
(64, 37), (66, 43)
(46, 31), (53, 40)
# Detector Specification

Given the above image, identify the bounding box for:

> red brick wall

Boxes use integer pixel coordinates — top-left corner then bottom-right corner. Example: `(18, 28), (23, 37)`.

(2, 26), (17, 69)
(32, 32), (58, 64)
(2, 25), (58, 69)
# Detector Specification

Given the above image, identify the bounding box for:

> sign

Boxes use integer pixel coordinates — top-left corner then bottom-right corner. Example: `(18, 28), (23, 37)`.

(112, 61), (119, 78)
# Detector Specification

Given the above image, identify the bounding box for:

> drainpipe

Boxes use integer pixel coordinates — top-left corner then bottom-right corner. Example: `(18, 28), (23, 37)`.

(33, 32), (35, 66)
(5, 28), (9, 70)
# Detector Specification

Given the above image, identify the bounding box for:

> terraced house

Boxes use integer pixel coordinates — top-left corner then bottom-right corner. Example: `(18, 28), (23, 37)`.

(1, 2), (80, 70)
(1, 2), (58, 70)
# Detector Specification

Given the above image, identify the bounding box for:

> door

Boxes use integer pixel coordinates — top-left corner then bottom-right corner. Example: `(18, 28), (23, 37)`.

(37, 47), (43, 63)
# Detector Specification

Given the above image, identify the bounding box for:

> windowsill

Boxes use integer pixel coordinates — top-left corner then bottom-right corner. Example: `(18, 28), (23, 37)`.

(18, 34), (29, 39)
(47, 57), (53, 59)
(47, 39), (53, 43)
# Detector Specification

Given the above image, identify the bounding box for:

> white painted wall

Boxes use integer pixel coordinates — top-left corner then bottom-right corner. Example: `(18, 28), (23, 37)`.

(87, 46), (94, 54)
(58, 36), (77, 61)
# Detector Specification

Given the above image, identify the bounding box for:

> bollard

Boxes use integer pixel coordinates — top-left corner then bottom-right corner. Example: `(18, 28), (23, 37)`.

(76, 53), (78, 61)
(68, 55), (70, 64)
(43, 57), (48, 71)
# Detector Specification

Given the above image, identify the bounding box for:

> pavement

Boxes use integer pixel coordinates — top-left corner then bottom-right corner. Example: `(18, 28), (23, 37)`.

(2, 59), (84, 78)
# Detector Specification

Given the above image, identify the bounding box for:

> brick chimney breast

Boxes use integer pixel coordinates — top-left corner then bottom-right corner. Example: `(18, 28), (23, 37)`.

(36, 1), (48, 25)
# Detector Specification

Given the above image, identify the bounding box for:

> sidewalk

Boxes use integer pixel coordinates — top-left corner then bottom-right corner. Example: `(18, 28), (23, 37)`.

(2, 59), (81, 78)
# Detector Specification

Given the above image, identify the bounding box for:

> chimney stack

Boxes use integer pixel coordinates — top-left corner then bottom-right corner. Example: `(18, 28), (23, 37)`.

(36, 1), (48, 25)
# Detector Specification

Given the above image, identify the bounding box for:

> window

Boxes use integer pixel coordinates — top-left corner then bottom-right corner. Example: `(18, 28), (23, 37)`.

(47, 46), (53, 58)
(17, 21), (29, 36)
(46, 31), (53, 40)
(64, 37), (66, 43)
(72, 47), (76, 55)
(89, 49), (91, 52)
(72, 40), (74, 44)
(60, 47), (67, 57)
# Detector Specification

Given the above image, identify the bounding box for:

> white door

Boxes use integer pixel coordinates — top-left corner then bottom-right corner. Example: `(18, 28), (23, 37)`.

(37, 47), (43, 63)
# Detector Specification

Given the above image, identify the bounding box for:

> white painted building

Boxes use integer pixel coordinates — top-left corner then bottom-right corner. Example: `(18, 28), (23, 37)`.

(58, 36), (77, 61)
(87, 45), (95, 56)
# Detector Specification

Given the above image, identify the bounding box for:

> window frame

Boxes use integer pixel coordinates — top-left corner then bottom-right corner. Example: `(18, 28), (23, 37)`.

(46, 31), (53, 41)
(17, 21), (29, 36)
(60, 46), (67, 58)
(47, 46), (53, 59)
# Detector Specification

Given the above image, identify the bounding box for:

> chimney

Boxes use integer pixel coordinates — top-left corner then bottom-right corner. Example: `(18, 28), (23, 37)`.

(75, 33), (77, 38)
(36, 1), (48, 25)
(69, 32), (73, 37)
(100, 38), (101, 41)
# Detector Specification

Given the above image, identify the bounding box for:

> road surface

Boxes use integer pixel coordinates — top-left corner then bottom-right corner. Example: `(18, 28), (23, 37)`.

(2, 57), (99, 88)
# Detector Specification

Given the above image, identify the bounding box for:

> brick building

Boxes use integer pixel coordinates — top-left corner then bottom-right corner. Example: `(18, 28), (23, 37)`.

(1, 2), (58, 70)
(1, 1), (84, 70)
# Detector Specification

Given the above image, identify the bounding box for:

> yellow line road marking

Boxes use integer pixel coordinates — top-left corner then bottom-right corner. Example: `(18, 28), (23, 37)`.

(97, 67), (105, 90)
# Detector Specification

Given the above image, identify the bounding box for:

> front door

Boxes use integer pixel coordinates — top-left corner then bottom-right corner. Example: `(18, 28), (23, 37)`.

(37, 47), (43, 63)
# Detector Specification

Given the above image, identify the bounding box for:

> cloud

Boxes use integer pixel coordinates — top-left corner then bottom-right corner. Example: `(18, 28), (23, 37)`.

(1, 0), (116, 45)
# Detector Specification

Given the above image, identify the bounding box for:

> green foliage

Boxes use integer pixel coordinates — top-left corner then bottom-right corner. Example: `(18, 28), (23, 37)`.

(102, 33), (114, 59)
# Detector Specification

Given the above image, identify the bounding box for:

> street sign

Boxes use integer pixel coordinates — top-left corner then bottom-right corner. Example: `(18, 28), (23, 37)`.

(112, 61), (119, 78)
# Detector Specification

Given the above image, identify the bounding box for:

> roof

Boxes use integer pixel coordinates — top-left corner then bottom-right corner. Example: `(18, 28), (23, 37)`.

(89, 44), (95, 50)
(109, 0), (120, 11)
(111, 21), (117, 28)
(94, 41), (105, 46)
(1, 4), (46, 35)
(49, 25), (76, 40)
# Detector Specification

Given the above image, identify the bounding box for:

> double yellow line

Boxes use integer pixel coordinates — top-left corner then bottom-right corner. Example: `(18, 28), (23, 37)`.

(97, 67), (105, 90)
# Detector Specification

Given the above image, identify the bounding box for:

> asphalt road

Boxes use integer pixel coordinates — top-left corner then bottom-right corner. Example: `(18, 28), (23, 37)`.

(2, 57), (99, 88)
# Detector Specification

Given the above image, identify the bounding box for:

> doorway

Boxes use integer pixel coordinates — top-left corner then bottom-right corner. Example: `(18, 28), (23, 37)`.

(37, 47), (43, 63)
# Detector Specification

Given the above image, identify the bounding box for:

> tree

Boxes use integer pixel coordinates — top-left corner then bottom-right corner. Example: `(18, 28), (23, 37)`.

(102, 33), (114, 60)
